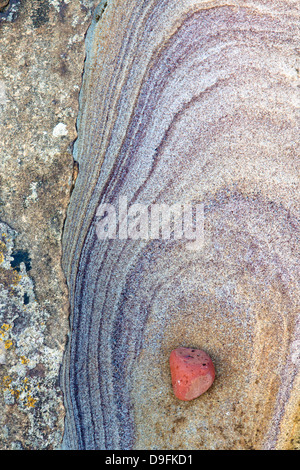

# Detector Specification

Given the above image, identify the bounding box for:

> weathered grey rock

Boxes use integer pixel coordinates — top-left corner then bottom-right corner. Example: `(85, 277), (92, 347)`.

(0, 0), (98, 450)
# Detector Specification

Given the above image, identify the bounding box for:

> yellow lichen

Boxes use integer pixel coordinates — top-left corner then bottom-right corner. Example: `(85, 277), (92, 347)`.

(4, 340), (12, 350)
(1, 323), (11, 332)
(11, 270), (21, 285)
(11, 389), (20, 400)
(24, 394), (37, 408)
(0, 325), (13, 349)
(0, 268), (21, 290)
(20, 356), (29, 365)
(2, 375), (12, 389)
(2, 375), (38, 409)
(0, 240), (7, 253)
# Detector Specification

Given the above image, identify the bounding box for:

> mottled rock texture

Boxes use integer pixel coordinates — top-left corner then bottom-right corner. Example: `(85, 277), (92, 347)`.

(61, 0), (300, 450)
(0, 0), (99, 450)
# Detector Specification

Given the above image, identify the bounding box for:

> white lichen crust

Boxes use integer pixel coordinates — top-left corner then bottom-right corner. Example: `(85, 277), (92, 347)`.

(0, 221), (64, 450)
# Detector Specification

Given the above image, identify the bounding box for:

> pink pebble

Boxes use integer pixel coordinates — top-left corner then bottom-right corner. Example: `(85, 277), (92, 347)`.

(170, 347), (215, 401)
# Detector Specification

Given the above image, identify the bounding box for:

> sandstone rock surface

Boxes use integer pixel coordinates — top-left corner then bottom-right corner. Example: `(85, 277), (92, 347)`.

(61, 0), (300, 450)
(1, 0), (299, 451)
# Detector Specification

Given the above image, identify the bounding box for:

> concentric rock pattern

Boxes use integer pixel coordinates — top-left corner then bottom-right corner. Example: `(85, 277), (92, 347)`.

(61, 0), (300, 449)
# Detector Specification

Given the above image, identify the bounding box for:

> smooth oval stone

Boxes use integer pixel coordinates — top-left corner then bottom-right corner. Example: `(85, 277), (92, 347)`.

(170, 347), (215, 401)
